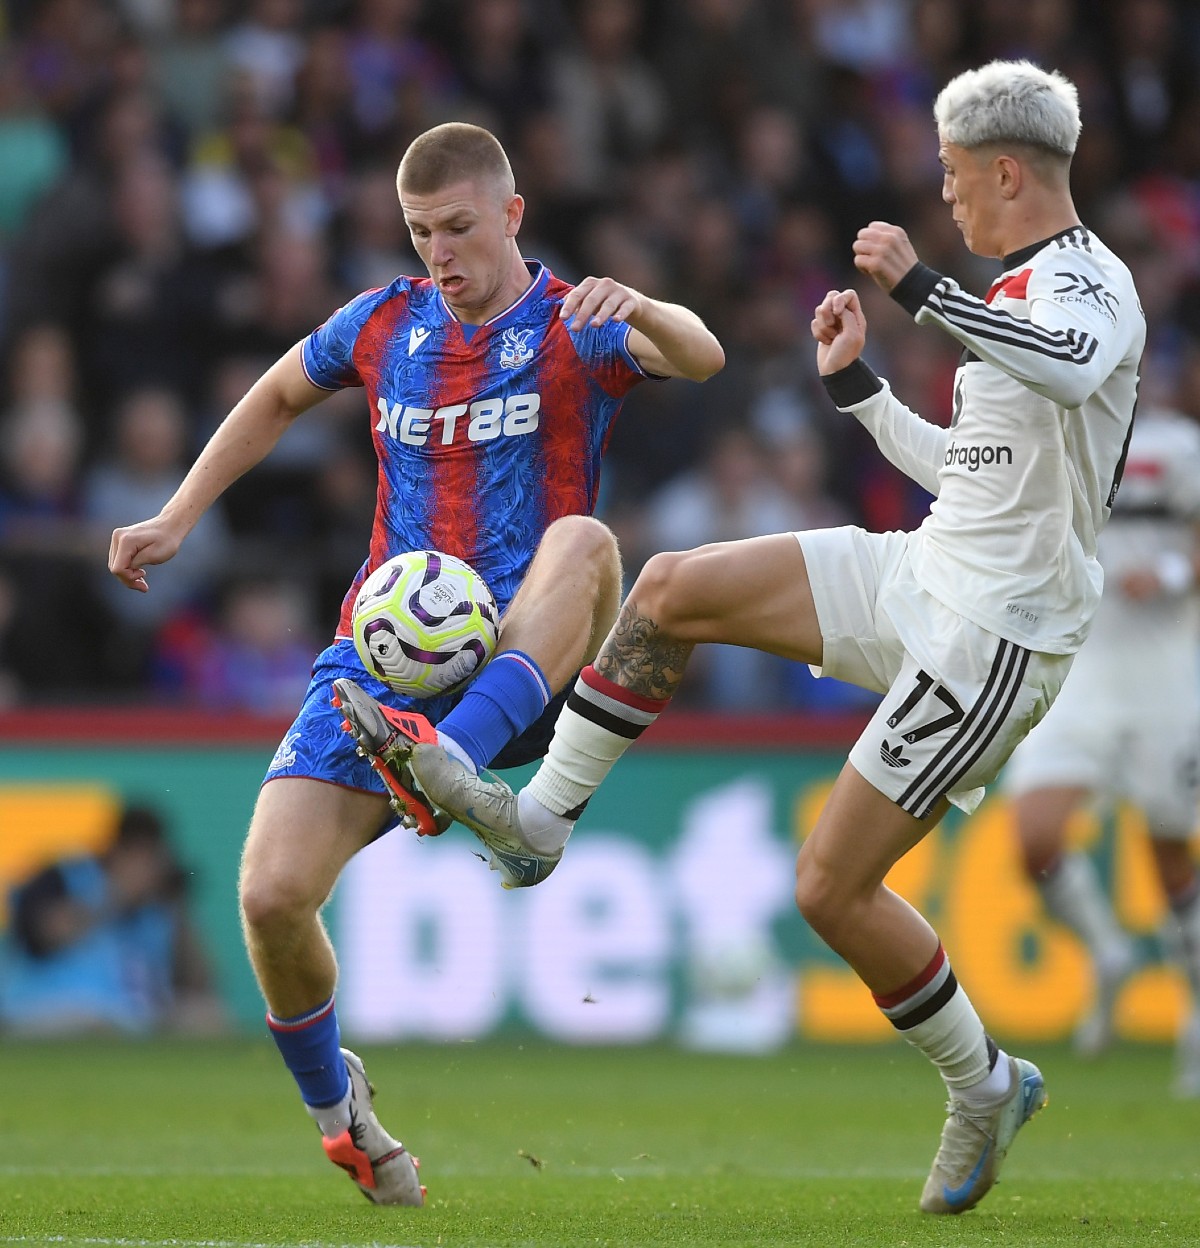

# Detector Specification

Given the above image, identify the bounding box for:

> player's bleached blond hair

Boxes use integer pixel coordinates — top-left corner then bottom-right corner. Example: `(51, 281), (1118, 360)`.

(934, 60), (1080, 158)
(397, 123), (516, 198)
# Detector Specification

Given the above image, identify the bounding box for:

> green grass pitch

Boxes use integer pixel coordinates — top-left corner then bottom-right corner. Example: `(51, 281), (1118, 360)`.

(1, 1037), (1198, 1246)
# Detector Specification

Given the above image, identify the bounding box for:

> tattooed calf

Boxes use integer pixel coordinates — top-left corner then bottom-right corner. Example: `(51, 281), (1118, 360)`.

(594, 599), (691, 701)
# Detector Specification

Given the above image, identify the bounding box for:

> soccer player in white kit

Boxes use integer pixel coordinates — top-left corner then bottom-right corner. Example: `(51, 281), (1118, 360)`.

(345, 61), (1145, 1212)
(1004, 405), (1200, 1093)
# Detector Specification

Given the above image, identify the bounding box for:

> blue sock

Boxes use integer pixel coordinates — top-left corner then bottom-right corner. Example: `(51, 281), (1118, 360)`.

(439, 650), (551, 771)
(267, 996), (349, 1108)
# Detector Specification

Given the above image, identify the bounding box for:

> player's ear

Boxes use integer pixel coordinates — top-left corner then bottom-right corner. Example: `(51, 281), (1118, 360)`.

(995, 154), (1021, 201)
(505, 193), (525, 238)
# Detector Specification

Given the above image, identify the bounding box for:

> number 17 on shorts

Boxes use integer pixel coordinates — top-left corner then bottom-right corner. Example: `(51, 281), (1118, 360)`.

(849, 637), (1069, 820)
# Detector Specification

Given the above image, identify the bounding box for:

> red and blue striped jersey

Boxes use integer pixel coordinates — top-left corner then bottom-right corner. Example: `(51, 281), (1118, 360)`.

(301, 261), (652, 638)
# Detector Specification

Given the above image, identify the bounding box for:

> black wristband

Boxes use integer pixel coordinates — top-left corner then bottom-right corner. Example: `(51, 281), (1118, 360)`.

(890, 262), (943, 317)
(821, 359), (883, 408)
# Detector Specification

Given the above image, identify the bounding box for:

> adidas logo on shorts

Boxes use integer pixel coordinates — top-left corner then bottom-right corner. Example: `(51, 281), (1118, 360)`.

(880, 739), (911, 768)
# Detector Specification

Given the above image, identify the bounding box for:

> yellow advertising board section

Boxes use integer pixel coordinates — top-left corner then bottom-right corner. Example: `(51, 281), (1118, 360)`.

(0, 711), (1189, 1041)
(0, 785), (122, 923)
(794, 781), (1187, 1042)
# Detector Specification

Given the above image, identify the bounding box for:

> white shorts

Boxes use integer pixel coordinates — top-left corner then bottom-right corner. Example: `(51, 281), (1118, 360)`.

(796, 527), (1073, 819)
(1003, 636), (1200, 837)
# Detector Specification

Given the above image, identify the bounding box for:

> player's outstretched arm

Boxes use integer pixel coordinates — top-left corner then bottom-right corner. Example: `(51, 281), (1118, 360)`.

(108, 343), (328, 593)
(561, 275), (724, 381)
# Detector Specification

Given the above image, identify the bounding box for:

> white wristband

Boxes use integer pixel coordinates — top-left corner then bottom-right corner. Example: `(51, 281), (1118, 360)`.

(1156, 550), (1195, 595)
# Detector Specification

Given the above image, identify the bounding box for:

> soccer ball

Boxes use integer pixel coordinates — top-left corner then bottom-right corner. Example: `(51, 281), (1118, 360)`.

(351, 550), (499, 697)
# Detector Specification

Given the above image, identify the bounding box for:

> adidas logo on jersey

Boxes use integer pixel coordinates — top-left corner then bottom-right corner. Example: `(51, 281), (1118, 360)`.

(879, 739), (911, 768)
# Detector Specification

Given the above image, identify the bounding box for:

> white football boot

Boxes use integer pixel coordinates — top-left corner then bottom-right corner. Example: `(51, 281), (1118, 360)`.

(919, 1056), (1047, 1214)
(408, 742), (562, 888)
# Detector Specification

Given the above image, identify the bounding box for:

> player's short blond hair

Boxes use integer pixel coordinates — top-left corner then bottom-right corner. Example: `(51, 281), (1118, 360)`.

(397, 123), (516, 199)
(935, 60), (1080, 159)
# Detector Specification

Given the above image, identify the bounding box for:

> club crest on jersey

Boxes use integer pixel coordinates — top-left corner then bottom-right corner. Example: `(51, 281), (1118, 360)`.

(268, 731), (301, 772)
(499, 328), (536, 370)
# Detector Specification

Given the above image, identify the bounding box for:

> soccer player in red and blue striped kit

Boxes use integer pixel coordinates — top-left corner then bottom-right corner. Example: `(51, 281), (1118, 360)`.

(109, 121), (724, 1205)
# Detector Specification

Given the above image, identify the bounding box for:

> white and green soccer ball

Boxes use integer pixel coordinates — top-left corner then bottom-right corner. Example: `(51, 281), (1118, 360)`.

(351, 550), (499, 697)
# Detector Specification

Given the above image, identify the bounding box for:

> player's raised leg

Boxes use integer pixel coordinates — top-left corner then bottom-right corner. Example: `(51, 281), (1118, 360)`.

(337, 514), (624, 886)
(796, 765), (1046, 1213)
(426, 512), (624, 770)
(412, 525), (1047, 1210)
(239, 777), (424, 1205)
(406, 532), (823, 878)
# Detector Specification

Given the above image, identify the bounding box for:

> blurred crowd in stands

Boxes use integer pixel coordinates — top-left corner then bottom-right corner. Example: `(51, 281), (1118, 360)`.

(1, 0), (1200, 711)
(0, 801), (225, 1034)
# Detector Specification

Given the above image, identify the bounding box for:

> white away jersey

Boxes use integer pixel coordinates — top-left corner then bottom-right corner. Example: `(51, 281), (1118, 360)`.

(1086, 406), (1200, 664)
(827, 225), (1145, 654)
(1001, 409), (1200, 826)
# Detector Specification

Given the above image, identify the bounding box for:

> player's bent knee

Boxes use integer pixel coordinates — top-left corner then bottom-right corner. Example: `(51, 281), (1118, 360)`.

(536, 516), (621, 591)
(542, 514), (618, 562)
(630, 549), (703, 626)
(794, 854), (844, 941)
(239, 859), (323, 934)
(1011, 812), (1065, 879)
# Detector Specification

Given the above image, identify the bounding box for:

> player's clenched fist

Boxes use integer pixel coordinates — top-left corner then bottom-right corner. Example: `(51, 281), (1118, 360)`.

(109, 518), (184, 593)
(852, 221), (920, 292)
(811, 288), (867, 376)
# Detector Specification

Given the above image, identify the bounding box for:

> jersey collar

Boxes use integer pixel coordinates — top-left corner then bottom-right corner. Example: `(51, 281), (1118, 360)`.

(1002, 226), (1085, 269)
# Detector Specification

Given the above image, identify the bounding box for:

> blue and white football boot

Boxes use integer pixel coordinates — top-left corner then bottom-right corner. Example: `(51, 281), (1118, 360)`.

(334, 677), (559, 888)
(408, 740), (562, 889)
(919, 1056), (1047, 1214)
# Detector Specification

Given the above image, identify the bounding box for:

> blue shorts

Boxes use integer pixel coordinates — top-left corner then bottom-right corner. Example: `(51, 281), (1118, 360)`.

(263, 639), (569, 794)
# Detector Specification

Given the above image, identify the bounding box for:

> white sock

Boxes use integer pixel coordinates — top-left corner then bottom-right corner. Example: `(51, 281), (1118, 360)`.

(953, 1048), (1007, 1108)
(517, 788), (573, 855)
(906, 992), (1004, 1099)
(874, 945), (1005, 1099)
(437, 729), (477, 774)
(958, 1047), (1012, 1105)
(306, 1087), (354, 1139)
(527, 667), (666, 816)
(1039, 851), (1133, 971)
(1169, 884), (1200, 1000)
